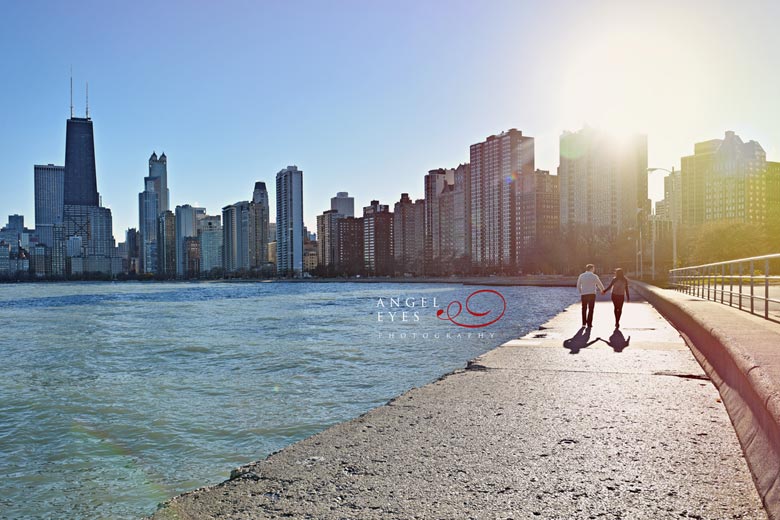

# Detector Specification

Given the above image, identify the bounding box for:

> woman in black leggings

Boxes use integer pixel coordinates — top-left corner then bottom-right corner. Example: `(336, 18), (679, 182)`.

(602, 268), (630, 328)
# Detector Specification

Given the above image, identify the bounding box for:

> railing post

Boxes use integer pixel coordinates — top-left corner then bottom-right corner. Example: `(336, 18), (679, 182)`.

(729, 263), (734, 307)
(721, 264), (725, 304)
(739, 262), (743, 310)
(750, 260), (755, 315)
(708, 266), (712, 301)
(699, 267), (707, 298)
(765, 258), (770, 320)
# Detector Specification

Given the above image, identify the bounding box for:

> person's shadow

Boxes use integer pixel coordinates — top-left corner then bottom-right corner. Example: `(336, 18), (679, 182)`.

(601, 329), (630, 352)
(563, 327), (599, 354)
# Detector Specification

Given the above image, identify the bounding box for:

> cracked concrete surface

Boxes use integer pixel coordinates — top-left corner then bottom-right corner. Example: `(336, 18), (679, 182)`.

(149, 296), (765, 519)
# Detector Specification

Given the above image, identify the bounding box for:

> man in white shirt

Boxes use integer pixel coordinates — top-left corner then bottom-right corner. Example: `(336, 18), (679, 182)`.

(577, 264), (605, 328)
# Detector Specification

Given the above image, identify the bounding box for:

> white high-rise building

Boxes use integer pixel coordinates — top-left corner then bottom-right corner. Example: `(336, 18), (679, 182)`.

(276, 165), (304, 276)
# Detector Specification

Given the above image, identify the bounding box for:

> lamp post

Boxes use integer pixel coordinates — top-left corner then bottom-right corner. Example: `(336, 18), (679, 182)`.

(648, 167), (678, 273)
(635, 208), (643, 279)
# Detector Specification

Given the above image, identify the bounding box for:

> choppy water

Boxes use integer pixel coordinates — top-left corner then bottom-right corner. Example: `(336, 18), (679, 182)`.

(0, 281), (574, 519)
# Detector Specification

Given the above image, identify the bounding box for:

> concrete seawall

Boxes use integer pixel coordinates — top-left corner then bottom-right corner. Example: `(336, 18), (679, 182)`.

(633, 282), (780, 520)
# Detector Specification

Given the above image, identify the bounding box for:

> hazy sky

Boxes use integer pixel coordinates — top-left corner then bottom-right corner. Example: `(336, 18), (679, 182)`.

(1, 0), (778, 235)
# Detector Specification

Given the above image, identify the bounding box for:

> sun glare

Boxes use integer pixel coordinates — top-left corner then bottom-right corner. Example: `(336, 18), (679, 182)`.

(555, 26), (715, 137)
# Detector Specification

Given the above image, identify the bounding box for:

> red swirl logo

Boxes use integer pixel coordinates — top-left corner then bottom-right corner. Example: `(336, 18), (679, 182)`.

(436, 289), (506, 328)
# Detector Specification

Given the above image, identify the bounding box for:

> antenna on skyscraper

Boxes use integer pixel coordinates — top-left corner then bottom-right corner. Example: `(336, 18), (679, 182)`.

(86, 81), (89, 119)
(70, 66), (73, 118)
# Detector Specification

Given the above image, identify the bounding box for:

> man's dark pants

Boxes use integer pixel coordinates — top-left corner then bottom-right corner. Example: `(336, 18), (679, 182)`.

(581, 294), (596, 327)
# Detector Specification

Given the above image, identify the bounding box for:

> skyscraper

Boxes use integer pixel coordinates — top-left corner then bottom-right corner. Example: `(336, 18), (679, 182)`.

(6, 215), (24, 234)
(330, 192), (355, 218)
(138, 176), (160, 274)
(64, 117), (99, 206)
(124, 228), (140, 274)
(276, 165), (304, 276)
(198, 215), (223, 274)
(60, 111), (118, 276)
(222, 201), (251, 273)
(424, 168), (449, 271)
(393, 193), (425, 275)
(250, 182), (270, 270)
(517, 169), (560, 271)
(681, 131), (771, 227)
(470, 129), (535, 272)
(317, 209), (343, 272)
(559, 127), (648, 236)
(34, 164), (64, 248)
(148, 152), (170, 213)
(336, 216), (364, 276)
(138, 152), (172, 274)
(438, 163), (471, 272)
(175, 205), (203, 277)
(157, 211), (176, 277)
(183, 236), (201, 278)
(363, 200), (393, 276)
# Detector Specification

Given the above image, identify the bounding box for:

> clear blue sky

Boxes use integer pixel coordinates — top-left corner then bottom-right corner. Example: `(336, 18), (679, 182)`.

(2, 0), (778, 236)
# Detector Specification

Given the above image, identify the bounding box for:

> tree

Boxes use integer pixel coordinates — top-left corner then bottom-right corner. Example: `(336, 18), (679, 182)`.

(690, 221), (770, 265)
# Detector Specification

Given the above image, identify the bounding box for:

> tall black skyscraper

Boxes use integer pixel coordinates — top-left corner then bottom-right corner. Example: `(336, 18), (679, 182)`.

(64, 117), (99, 206)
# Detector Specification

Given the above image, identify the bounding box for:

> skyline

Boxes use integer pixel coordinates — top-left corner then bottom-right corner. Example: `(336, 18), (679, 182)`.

(2, 0), (780, 234)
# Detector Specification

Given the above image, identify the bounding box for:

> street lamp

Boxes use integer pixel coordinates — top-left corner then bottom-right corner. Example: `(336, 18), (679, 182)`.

(647, 167), (678, 273)
(635, 207), (644, 279)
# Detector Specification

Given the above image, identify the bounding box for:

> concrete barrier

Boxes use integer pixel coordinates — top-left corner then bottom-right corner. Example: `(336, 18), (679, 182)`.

(634, 281), (780, 520)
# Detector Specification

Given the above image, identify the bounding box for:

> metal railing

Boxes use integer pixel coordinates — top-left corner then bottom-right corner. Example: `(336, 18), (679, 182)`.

(669, 254), (780, 322)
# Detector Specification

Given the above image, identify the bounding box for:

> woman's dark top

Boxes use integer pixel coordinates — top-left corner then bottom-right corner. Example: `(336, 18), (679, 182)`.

(605, 277), (630, 300)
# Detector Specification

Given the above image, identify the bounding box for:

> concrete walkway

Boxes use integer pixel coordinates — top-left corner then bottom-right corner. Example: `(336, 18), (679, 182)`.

(150, 296), (765, 519)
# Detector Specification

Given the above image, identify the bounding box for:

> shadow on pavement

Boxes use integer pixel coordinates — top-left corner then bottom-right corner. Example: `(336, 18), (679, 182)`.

(601, 329), (631, 353)
(563, 327), (599, 354)
(563, 328), (631, 354)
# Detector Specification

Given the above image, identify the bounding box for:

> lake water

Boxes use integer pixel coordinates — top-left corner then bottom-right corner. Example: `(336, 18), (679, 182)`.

(0, 281), (574, 519)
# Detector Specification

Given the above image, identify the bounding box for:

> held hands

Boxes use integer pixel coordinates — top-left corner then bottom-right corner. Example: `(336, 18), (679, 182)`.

(601, 290), (607, 295)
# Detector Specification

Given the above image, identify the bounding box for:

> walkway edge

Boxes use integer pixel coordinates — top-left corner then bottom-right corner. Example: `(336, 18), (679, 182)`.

(633, 281), (780, 520)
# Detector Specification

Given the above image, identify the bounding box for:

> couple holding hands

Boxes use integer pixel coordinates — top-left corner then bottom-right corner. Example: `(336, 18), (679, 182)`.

(576, 264), (630, 329)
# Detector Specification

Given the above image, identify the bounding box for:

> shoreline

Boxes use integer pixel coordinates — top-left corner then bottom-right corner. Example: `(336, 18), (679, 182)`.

(0, 275), (579, 287)
(148, 296), (763, 519)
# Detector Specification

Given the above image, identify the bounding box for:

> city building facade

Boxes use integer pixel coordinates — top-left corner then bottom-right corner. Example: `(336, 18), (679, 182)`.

(363, 200), (393, 276)
(337, 216), (364, 276)
(33, 164), (64, 249)
(276, 165), (304, 276)
(222, 201), (250, 273)
(517, 169), (560, 271)
(437, 163), (471, 273)
(198, 215), (223, 275)
(681, 131), (773, 227)
(175, 204), (203, 277)
(559, 127), (648, 236)
(470, 129), (535, 272)
(250, 182), (270, 270)
(393, 193), (425, 275)
(330, 192), (355, 218)
(316, 209), (343, 273)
